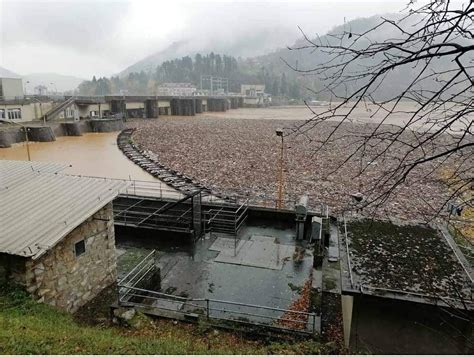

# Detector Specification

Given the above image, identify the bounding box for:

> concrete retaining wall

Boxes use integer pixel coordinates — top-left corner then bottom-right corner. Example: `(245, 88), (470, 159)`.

(0, 119), (121, 147)
(0, 129), (26, 148)
(26, 126), (56, 142)
(90, 119), (124, 132)
(63, 122), (83, 136)
(348, 294), (472, 354)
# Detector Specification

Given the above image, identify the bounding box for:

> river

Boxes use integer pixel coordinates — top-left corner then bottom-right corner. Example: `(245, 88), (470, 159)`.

(0, 106), (467, 179)
(0, 131), (157, 181)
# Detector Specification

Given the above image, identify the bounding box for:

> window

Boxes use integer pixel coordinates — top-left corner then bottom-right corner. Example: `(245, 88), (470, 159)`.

(7, 108), (21, 120)
(65, 108), (74, 118)
(74, 240), (86, 257)
(0, 109), (4, 119)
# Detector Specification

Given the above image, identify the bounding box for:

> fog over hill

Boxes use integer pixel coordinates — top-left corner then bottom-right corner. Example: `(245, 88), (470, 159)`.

(118, 14), (397, 76)
(0, 66), (85, 93)
(79, 14), (437, 99)
(23, 73), (85, 93)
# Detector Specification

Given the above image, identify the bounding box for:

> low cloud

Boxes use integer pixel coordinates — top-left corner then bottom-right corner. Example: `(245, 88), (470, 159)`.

(0, 0), (407, 78)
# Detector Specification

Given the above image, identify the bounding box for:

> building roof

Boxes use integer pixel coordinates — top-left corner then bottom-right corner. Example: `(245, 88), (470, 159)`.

(0, 66), (21, 79)
(339, 217), (473, 309)
(0, 160), (127, 259)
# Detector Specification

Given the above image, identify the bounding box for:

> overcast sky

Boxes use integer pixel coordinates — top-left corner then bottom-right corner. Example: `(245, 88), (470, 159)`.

(0, 0), (409, 79)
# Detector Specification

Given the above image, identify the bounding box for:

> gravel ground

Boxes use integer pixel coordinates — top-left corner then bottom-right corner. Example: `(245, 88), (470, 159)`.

(128, 115), (450, 221)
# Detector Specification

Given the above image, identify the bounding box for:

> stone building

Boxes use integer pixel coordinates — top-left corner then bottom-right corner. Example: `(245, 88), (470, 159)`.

(0, 160), (127, 312)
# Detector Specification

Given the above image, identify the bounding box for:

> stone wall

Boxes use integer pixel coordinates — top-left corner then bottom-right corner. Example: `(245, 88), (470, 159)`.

(15, 203), (117, 312)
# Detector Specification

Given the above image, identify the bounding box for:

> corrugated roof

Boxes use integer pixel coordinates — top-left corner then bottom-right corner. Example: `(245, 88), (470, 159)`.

(0, 66), (21, 79)
(0, 160), (68, 190)
(0, 160), (128, 259)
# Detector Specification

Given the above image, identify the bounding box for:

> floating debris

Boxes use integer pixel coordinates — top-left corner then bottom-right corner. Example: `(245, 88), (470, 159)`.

(128, 117), (451, 220)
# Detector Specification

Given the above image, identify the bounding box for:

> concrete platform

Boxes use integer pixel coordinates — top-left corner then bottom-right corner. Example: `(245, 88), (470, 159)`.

(116, 217), (316, 330)
(152, 298), (184, 311)
(214, 236), (294, 270)
(208, 237), (246, 255)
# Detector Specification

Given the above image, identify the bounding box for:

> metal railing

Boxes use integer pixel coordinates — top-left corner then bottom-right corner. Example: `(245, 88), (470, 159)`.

(119, 250), (159, 303)
(205, 199), (249, 235)
(118, 284), (318, 334)
(117, 249), (319, 334)
(120, 178), (185, 200)
(41, 96), (76, 121)
(342, 215), (354, 288)
(438, 226), (473, 284)
(114, 188), (202, 237)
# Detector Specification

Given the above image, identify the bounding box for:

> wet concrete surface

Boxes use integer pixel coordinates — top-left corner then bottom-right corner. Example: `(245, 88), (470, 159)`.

(115, 218), (314, 321)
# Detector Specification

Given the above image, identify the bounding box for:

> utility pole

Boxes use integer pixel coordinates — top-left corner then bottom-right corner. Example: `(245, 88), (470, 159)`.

(24, 127), (31, 161)
(276, 128), (284, 209)
(8, 120), (31, 161)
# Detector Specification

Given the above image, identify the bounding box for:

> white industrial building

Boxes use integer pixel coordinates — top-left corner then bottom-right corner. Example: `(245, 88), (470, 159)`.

(0, 76), (24, 100)
(241, 84), (265, 97)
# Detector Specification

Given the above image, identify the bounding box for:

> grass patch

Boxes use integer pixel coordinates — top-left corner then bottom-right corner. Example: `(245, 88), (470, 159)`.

(0, 284), (330, 354)
(116, 246), (152, 277)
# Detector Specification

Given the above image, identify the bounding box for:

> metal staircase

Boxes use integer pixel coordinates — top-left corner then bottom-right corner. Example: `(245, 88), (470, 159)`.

(41, 96), (76, 121)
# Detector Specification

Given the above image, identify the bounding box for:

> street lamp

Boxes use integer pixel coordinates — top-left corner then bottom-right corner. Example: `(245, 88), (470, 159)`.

(50, 82), (58, 94)
(24, 81), (30, 96)
(276, 128), (284, 209)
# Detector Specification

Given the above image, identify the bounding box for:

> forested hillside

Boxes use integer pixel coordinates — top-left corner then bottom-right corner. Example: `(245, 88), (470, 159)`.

(77, 52), (302, 98)
(76, 14), (465, 99)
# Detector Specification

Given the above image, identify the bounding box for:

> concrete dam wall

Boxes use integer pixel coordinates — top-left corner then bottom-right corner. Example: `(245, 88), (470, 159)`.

(0, 119), (125, 147)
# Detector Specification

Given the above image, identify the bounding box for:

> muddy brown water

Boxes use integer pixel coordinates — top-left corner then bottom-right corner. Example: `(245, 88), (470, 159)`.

(1, 105), (467, 179)
(0, 132), (157, 181)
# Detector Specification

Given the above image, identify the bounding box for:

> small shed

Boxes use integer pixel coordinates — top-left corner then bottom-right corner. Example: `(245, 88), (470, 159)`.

(339, 217), (473, 354)
(0, 160), (127, 312)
